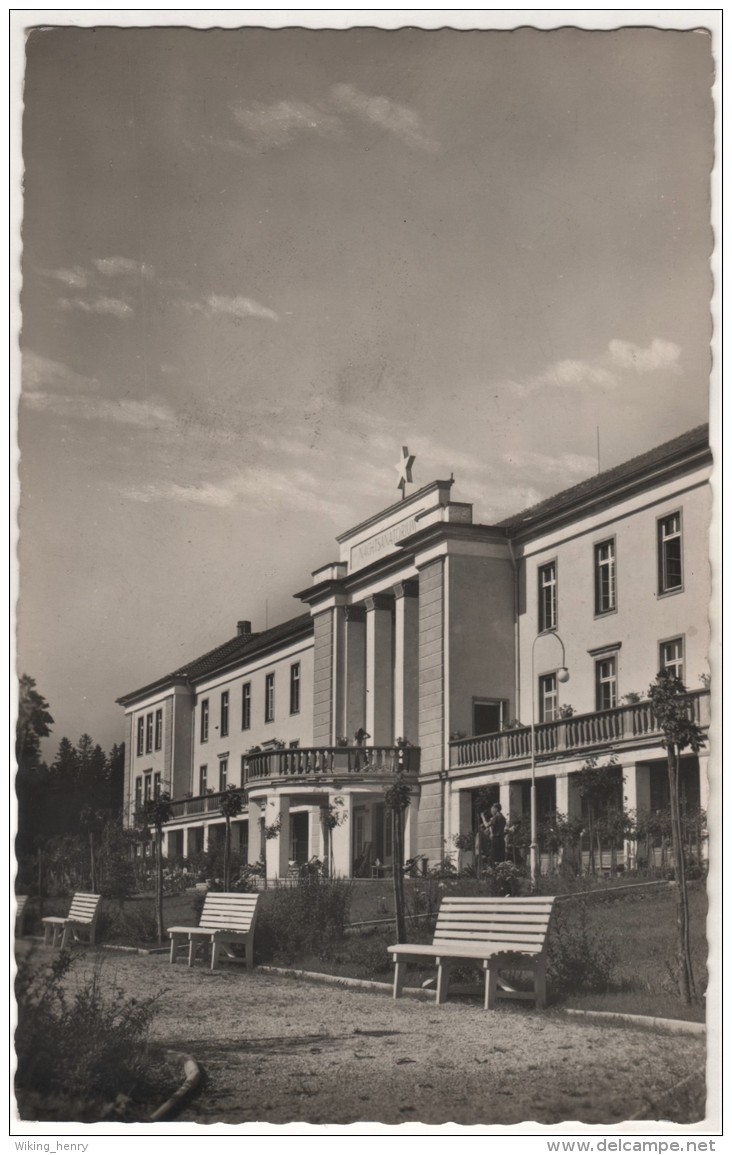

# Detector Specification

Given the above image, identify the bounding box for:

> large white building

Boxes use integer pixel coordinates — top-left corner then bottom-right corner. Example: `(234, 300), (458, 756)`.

(118, 424), (712, 878)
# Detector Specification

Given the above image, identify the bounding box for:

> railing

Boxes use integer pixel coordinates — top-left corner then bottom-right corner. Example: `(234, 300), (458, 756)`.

(244, 744), (420, 784)
(449, 690), (710, 770)
(168, 791), (228, 820)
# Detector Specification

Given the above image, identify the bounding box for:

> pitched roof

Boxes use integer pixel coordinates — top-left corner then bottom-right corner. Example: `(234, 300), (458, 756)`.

(498, 424), (710, 532)
(117, 612), (313, 704)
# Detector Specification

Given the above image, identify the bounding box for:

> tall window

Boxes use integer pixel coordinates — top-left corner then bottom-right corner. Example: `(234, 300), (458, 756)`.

(134, 776), (142, 808)
(240, 753), (248, 786)
(136, 718), (144, 756)
(200, 699), (209, 743)
(199, 764), (208, 794)
(595, 656), (618, 711)
(658, 512), (683, 593)
(154, 708), (163, 750)
(538, 562), (557, 631)
(219, 759), (228, 791)
(145, 713), (153, 754)
(594, 539), (616, 614)
(144, 772), (152, 801)
(241, 683), (251, 730)
(220, 690), (229, 737)
(153, 771), (161, 798)
(265, 673), (275, 723)
(660, 637), (684, 682)
(538, 673), (558, 723)
(290, 663), (301, 714)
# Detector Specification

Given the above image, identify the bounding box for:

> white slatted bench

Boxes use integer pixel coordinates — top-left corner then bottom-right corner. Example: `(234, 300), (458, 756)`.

(15, 895), (28, 936)
(388, 896), (555, 1010)
(168, 892), (259, 971)
(42, 892), (101, 950)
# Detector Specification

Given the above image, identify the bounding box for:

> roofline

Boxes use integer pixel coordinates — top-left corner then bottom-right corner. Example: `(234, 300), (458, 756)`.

(186, 616), (313, 685)
(335, 479), (454, 544)
(116, 675), (191, 708)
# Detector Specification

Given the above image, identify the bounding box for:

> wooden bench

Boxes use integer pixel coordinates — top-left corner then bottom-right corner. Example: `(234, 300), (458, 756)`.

(15, 895), (28, 936)
(388, 895), (555, 1010)
(168, 892), (259, 970)
(42, 892), (101, 949)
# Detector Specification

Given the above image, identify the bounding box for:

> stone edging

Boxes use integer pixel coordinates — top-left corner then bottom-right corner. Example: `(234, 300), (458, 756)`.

(258, 964), (435, 999)
(149, 1052), (202, 1122)
(563, 1008), (705, 1035)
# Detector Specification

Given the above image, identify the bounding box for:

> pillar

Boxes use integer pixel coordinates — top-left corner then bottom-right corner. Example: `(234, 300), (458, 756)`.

(500, 781), (525, 824)
(555, 772), (582, 820)
(365, 594), (395, 745)
(264, 795), (291, 879)
(393, 580), (419, 744)
(330, 791), (353, 877)
(182, 826), (190, 859)
(247, 805), (264, 866)
(202, 825), (210, 853)
(344, 605), (366, 740)
(404, 797), (420, 861)
(624, 762), (651, 869)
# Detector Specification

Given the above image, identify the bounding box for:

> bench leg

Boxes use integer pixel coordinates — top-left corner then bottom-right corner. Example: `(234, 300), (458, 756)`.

(60, 923), (71, 951)
(534, 962), (547, 1010)
(436, 963), (450, 1005)
(43, 923), (52, 947)
(210, 940), (221, 971)
(484, 964), (499, 1011)
(393, 960), (406, 1000)
(169, 935), (178, 964)
(245, 936), (254, 971)
(188, 937), (196, 967)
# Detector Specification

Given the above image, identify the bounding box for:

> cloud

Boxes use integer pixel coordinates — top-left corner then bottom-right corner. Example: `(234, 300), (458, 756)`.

(608, 338), (681, 374)
(22, 390), (176, 428)
(230, 100), (343, 148)
(39, 266), (88, 289)
(181, 294), (278, 322)
(330, 84), (440, 152)
(93, 256), (154, 280)
(23, 351), (99, 394)
(58, 296), (134, 320)
(502, 448), (596, 478)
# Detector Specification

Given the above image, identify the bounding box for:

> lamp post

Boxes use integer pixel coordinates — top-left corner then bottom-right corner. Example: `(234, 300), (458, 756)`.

(530, 632), (570, 889)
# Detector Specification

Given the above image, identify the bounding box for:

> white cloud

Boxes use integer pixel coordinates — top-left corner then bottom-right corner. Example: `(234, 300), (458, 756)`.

(59, 296), (134, 320)
(330, 84), (439, 152)
(502, 448), (596, 478)
(230, 100), (343, 148)
(182, 294), (278, 322)
(39, 266), (88, 289)
(22, 390), (176, 428)
(23, 351), (99, 394)
(93, 256), (154, 280)
(608, 338), (681, 374)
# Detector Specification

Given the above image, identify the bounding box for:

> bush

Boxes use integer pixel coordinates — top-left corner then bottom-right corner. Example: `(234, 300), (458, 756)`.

(547, 898), (617, 997)
(255, 876), (353, 964)
(15, 950), (165, 1121)
(96, 898), (158, 945)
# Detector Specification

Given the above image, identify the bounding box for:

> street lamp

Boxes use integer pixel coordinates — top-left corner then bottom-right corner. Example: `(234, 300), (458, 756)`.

(530, 632), (570, 889)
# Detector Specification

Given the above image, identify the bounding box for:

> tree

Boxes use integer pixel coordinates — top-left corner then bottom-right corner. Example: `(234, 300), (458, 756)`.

(16, 675), (54, 771)
(106, 743), (126, 814)
(385, 762), (412, 944)
(219, 786), (244, 890)
(574, 755), (623, 875)
(648, 670), (706, 1003)
(136, 793), (174, 944)
(79, 806), (110, 893)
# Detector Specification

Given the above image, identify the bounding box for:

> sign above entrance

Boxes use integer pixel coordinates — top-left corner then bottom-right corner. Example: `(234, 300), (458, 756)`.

(350, 510), (424, 571)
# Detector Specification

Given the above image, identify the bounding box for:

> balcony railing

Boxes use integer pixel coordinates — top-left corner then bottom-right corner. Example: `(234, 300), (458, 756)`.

(169, 791), (228, 820)
(244, 744), (420, 784)
(449, 690), (710, 770)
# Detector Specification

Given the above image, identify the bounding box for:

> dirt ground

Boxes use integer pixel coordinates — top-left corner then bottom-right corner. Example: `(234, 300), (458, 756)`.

(18, 946), (707, 1128)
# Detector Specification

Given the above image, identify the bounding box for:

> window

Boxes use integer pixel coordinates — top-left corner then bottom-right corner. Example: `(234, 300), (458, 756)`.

(144, 772), (152, 801)
(219, 758), (228, 792)
(472, 699), (506, 736)
(220, 691), (229, 737)
(265, 673), (275, 723)
(538, 674), (558, 723)
(595, 656), (618, 711)
(145, 713), (153, 754)
(154, 708), (163, 750)
(658, 512), (683, 594)
(290, 663), (301, 714)
(153, 771), (161, 798)
(538, 562), (557, 631)
(200, 699), (209, 743)
(136, 718), (144, 756)
(241, 683), (251, 730)
(594, 539), (616, 614)
(134, 777), (142, 808)
(660, 637), (684, 682)
(240, 754), (248, 786)
(199, 764), (208, 794)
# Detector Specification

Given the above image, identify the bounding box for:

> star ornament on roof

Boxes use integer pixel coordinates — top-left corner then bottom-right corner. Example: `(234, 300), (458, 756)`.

(394, 446), (416, 498)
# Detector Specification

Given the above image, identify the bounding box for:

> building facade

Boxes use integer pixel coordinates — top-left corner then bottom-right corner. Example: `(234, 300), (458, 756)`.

(118, 425), (712, 878)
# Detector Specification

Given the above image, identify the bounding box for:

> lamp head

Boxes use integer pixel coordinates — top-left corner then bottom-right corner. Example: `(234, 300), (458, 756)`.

(557, 666), (570, 684)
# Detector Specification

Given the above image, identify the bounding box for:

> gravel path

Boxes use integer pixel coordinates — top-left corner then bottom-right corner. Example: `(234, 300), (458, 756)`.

(40, 949), (708, 1126)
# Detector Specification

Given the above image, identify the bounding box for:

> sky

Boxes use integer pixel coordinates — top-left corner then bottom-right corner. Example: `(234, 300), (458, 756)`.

(17, 21), (714, 759)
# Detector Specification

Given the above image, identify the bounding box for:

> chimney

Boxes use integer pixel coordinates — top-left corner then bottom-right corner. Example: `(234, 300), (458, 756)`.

(237, 620), (252, 637)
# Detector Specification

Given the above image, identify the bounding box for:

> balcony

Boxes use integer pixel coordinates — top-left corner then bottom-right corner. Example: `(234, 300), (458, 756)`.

(449, 690), (710, 771)
(168, 791), (228, 821)
(244, 744), (420, 787)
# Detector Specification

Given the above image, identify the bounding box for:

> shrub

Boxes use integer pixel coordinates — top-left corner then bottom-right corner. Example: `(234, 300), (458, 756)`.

(96, 898), (158, 945)
(255, 876), (353, 963)
(547, 898), (617, 997)
(15, 950), (165, 1121)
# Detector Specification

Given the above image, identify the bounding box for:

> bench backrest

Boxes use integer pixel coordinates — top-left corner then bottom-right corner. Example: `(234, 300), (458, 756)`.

(16, 895), (28, 917)
(67, 892), (101, 925)
(199, 892), (259, 933)
(433, 896), (555, 955)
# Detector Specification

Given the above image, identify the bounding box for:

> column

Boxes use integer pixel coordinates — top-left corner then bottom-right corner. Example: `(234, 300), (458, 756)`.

(247, 805), (264, 866)
(393, 580), (419, 744)
(500, 781), (524, 824)
(182, 826), (190, 859)
(330, 791), (353, 877)
(365, 594), (395, 745)
(624, 762), (651, 869)
(202, 824), (210, 853)
(344, 605), (366, 740)
(404, 798), (420, 862)
(555, 772), (582, 820)
(264, 794), (291, 879)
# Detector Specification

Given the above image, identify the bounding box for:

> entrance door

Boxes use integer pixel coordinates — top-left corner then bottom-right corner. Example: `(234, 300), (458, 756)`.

(290, 812), (309, 864)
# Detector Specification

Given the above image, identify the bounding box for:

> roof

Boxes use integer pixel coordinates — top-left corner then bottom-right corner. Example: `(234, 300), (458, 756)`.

(117, 612), (313, 705)
(498, 424), (710, 533)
